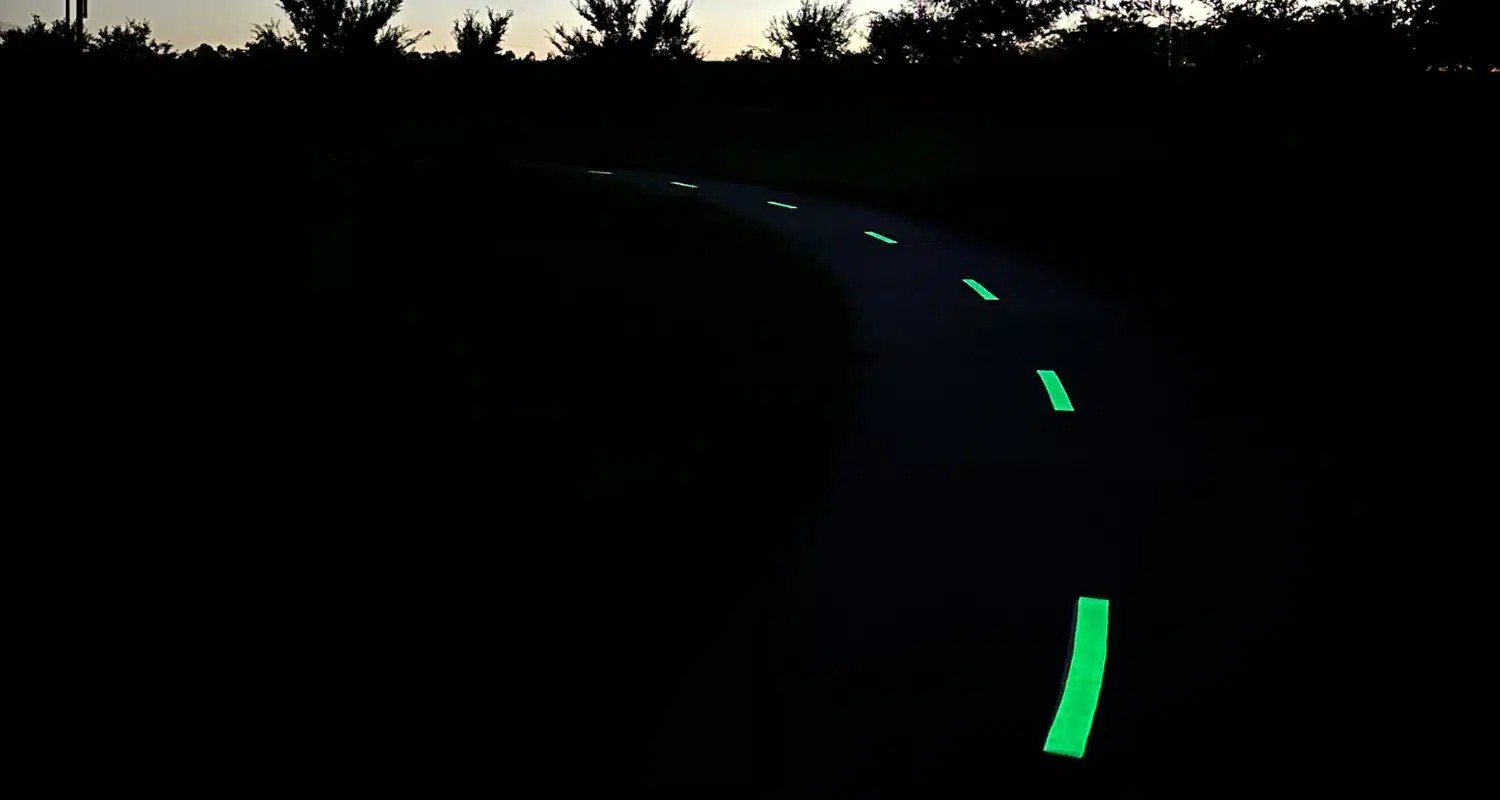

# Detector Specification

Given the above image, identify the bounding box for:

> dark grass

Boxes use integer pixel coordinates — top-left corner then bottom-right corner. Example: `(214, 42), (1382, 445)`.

(28, 116), (857, 791)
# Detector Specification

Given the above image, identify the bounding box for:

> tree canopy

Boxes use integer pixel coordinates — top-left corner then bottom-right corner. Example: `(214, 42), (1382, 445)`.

(452, 7), (515, 59)
(275, 0), (429, 56)
(547, 0), (705, 63)
(764, 1), (861, 63)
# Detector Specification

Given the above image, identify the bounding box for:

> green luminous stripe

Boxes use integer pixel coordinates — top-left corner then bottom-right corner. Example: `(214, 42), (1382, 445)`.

(767, 201), (798, 209)
(586, 170), (613, 175)
(1036, 370), (1075, 412)
(1043, 596), (1109, 759)
(669, 181), (699, 189)
(864, 231), (897, 244)
(962, 279), (998, 300)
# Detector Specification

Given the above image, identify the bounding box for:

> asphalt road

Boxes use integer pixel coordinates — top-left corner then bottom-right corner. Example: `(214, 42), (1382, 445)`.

(547, 167), (1306, 795)
(523, 165), (1498, 798)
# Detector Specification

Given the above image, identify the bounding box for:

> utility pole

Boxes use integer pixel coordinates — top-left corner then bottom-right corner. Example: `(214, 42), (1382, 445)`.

(64, 1), (89, 44)
(1166, 1), (1176, 69)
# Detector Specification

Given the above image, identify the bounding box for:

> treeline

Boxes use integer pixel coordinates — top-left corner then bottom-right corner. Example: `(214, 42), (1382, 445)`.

(6, 1), (1496, 191)
(4, 1), (1497, 74)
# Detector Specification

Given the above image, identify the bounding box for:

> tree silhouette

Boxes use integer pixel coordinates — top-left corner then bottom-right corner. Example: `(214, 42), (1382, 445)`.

(764, 0), (860, 63)
(1196, 0), (1321, 71)
(1406, 0), (1500, 69)
(0, 13), (177, 61)
(940, 0), (1087, 61)
(247, 19), (301, 56)
(547, 0), (704, 62)
(91, 19), (174, 61)
(1042, 2), (1171, 70)
(276, 0), (429, 56)
(0, 14), (86, 59)
(1292, 0), (1414, 73)
(1034, 0), (1499, 74)
(452, 7), (515, 59)
(1, 0), (1490, 81)
(639, 0), (704, 60)
(864, 0), (1086, 65)
(865, 1), (953, 64)
(732, 45), (777, 62)
(550, 0), (636, 58)
(182, 42), (223, 61)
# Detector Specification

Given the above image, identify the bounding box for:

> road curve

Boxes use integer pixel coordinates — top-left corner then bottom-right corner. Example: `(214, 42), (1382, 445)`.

(559, 166), (1249, 796)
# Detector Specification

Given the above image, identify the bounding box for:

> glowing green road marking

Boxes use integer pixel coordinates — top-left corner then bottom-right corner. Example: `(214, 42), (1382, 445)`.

(864, 231), (898, 244)
(587, 170), (613, 175)
(1043, 597), (1109, 759)
(767, 201), (798, 209)
(962, 279), (998, 300)
(669, 181), (699, 189)
(1036, 370), (1075, 412)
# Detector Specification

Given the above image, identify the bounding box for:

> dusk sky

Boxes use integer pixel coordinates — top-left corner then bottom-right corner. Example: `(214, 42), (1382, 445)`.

(0, 0), (911, 58)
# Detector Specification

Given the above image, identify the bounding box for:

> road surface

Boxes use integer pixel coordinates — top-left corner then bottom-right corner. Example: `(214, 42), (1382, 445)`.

(556, 167), (1321, 795)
